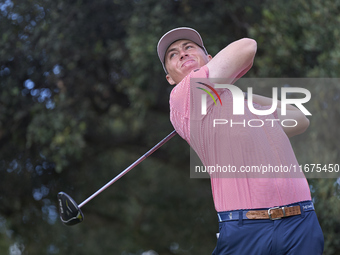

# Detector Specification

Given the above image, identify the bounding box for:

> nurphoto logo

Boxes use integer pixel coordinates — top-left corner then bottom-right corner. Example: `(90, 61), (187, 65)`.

(199, 83), (311, 116)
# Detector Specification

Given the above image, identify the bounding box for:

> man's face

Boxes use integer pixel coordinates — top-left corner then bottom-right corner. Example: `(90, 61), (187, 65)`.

(164, 39), (212, 85)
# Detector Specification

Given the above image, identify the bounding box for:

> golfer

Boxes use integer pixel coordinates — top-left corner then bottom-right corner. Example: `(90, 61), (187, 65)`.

(157, 27), (324, 254)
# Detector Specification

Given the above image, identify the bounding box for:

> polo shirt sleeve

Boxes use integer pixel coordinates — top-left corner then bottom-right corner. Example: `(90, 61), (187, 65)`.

(169, 66), (209, 143)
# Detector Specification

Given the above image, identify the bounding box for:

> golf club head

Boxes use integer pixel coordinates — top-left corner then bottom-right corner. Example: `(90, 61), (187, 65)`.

(57, 192), (84, 226)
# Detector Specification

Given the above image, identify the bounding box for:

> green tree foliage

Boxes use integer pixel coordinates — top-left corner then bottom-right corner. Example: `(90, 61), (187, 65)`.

(0, 0), (339, 254)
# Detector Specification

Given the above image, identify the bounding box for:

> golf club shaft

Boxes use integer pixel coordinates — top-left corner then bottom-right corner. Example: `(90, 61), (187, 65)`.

(78, 130), (177, 208)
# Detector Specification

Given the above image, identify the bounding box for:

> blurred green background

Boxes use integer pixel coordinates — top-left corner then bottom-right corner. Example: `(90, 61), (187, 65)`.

(0, 0), (339, 254)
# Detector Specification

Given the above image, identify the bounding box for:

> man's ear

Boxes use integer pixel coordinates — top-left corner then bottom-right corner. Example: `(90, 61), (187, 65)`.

(166, 74), (176, 85)
(207, 54), (213, 61)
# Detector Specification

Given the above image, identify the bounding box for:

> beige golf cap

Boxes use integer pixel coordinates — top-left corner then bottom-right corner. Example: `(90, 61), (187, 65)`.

(157, 27), (207, 73)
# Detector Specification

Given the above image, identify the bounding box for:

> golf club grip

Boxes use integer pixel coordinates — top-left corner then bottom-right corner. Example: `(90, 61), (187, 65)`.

(78, 130), (177, 208)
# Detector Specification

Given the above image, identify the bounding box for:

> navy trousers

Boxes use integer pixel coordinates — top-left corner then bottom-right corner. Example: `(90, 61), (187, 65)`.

(212, 204), (324, 255)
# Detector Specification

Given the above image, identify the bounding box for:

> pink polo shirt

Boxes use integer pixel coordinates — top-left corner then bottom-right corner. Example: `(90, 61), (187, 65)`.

(169, 66), (311, 212)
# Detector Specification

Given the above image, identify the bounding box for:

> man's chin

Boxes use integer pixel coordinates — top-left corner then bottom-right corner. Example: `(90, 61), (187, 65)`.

(173, 66), (201, 84)
(182, 65), (200, 74)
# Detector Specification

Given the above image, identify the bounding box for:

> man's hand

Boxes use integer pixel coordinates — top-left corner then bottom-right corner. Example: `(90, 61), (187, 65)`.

(250, 94), (310, 138)
(276, 107), (310, 138)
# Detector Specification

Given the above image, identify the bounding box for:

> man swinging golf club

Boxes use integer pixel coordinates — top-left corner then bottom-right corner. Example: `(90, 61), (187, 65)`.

(157, 27), (324, 255)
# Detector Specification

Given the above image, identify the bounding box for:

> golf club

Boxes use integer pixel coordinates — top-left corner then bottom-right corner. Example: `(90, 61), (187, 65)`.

(58, 130), (177, 226)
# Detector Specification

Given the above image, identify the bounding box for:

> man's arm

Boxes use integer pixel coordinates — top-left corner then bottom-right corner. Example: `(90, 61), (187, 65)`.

(250, 94), (310, 138)
(207, 38), (257, 83)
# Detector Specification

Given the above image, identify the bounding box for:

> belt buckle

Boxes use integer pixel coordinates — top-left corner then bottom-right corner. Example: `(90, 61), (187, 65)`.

(268, 206), (286, 220)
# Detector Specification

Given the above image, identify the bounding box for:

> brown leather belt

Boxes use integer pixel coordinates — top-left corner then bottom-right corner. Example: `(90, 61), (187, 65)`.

(246, 205), (301, 220)
(217, 201), (314, 222)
